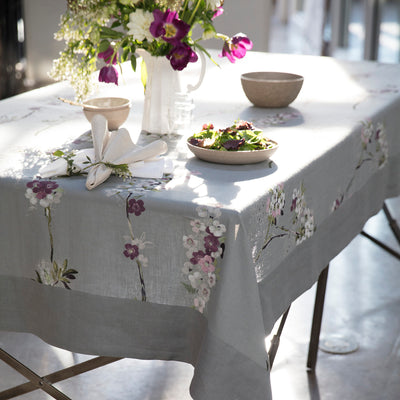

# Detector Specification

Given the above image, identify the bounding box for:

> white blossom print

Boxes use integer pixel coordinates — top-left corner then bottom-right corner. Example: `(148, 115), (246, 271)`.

(25, 179), (78, 289)
(332, 120), (388, 211)
(182, 206), (225, 313)
(255, 182), (316, 261)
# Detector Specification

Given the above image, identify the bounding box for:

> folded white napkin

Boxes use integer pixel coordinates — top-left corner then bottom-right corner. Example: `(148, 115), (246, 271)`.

(39, 114), (170, 190)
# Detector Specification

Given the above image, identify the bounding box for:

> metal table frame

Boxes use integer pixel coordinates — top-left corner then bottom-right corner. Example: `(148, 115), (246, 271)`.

(0, 350), (121, 400)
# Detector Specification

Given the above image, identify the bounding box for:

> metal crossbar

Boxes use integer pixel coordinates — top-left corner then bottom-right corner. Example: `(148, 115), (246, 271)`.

(361, 201), (400, 261)
(0, 348), (121, 400)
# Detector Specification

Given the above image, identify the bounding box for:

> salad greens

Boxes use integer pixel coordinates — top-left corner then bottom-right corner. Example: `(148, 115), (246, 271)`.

(188, 120), (274, 151)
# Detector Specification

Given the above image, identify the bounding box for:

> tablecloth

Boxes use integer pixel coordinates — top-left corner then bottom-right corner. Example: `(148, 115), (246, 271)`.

(1, 51), (399, 399)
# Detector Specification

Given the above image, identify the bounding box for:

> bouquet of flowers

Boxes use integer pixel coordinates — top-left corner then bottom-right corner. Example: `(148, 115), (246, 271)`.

(50, 0), (253, 101)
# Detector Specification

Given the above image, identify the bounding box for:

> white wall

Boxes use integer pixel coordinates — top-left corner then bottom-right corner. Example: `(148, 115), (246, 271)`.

(23, 0), (67, 86)
(212, 0), (272, 52)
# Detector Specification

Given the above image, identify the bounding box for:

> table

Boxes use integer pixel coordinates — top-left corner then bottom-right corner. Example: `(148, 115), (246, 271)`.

(1, 51), (400, 399)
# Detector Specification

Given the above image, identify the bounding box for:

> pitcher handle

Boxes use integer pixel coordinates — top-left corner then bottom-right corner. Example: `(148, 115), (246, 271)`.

(187, 51), (206, 93)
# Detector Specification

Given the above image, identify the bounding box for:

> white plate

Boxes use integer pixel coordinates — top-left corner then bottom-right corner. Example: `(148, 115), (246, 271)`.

(187, 140), (278, 165)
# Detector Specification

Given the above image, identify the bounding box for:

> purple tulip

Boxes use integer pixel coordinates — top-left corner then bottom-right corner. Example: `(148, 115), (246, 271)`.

(98, 65), (118, 85)
(212, 7), (224, 19)
(220, 35), (253, 63)
(150, 9), (190, 43)
(167, 43), (198, 71)
(98, 46), (117, 65)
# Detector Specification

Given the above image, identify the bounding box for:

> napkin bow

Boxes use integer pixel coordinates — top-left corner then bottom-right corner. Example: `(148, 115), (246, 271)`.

(39, 114), (169, 190)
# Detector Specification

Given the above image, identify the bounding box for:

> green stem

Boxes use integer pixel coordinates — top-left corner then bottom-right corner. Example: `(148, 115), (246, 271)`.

(46, 207), (54, 263)
(125, 194), (146, 302)
(136, 260), (147, 302)
(215, 33), (229, 41)
(188, 0), (201, 25)
(181, 0), (189, 14)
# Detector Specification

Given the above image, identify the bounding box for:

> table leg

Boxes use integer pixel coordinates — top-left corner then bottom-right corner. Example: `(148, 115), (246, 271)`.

(268, 305), (291, 369)
(0, 348), (122, 400)
(306, 265), (329, 372)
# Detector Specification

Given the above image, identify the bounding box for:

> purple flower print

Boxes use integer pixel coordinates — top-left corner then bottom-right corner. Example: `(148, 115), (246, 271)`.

(123, 195), (149, 302)
(204, 233), (220, 254)
(127, 198), (145, 216)
(123, 243), (139, 260)
(27, 180), (58, 200)
(99, 65), (118, 85)
(182, 206), (225, 313)
(290, 197), (297, 212)
(190, 250), (206, 265)
(26, 179), (62, 208)
(220, 35), (253, 63)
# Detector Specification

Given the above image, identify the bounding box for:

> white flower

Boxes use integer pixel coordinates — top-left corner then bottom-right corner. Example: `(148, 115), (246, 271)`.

(199, 284), (210, 302)
(127, 10), (154, 42)
(138, 254), (148, 268)
(303, 208), (315, 238)
(188, 271), (203, 289)
(182, 261), (193, 275)
(211, 247), (223, 259)
(292, 187), (305, 215)
(296, 208), (315, 245)
(186, 249), (195, 259)
(205, 0), (222, 9)
(194, 296), (206, 313)
(208, 219), (226, 237)
(39, 198), (50, 208)
(376, 123), (389, 166)
(25, 189), (38, 205)
(196, 205), (208, 218)
(208, 206), (221, 218)
(267, 184), (285, 221)
(207, 272), (216, 287)
(190, 219), (206, 233)
(183, 234), (199, 250)
(132, 233), (152, 250)
(361, 121), (374, 144)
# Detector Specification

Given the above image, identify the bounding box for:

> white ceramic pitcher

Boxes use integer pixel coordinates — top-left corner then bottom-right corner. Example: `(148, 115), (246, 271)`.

(137, 49), (206, 135)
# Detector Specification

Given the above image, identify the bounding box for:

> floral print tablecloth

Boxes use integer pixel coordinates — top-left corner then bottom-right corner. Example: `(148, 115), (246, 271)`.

(1, 51), (400, 400)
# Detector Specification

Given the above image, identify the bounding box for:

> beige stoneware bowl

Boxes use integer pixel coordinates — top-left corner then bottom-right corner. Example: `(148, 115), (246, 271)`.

(241, 72), (304, 108)
(83, 97), (131, 130)
(187, 140), (278, 165)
